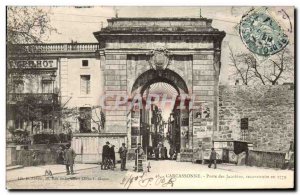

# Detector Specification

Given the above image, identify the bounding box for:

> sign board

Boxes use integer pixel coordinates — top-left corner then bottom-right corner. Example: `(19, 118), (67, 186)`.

(193, 102), (213, 122)
(131, 118), (140, 127)
(9, 60), (57, 69)
(193, 126), (206, 136)
(181, 126), (189, 139)
(241, 118), (249, 130)
(131, 136), (138, 148)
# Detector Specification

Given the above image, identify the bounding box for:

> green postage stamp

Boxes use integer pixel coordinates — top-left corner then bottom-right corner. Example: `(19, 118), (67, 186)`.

(239, 8), (289, 56)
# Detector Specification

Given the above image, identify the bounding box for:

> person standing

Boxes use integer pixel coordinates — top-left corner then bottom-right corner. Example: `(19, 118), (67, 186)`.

(101, 141), (110, 170)
(56, 146), (65, 164)
(164, 146), (168, 159)
(161, 145), (166, 160)
(64, 143), (76, 175)
(154, 145), (159, 160)
(134, 143), (144, 171)
(110, 145), (116, 168)
(169, 146), (174, 160)
(118, 143), (128, 171)
(208, 148), (217, 169)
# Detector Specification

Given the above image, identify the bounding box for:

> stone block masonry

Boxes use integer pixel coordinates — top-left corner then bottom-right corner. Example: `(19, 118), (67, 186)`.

(217, 85), (294, 152)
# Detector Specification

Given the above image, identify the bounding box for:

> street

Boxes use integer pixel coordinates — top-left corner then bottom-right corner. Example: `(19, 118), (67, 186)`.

(7, 160), (294, 190)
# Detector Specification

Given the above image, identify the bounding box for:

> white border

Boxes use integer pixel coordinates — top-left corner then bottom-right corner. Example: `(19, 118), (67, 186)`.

(1, 1), (298, 195)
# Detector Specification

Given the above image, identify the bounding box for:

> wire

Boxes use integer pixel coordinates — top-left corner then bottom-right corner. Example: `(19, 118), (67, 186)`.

(52, 12), (110, 18)
(211, 18), (239, 24)
(52, 12), (240, 24)
(52, 19), (102, 24)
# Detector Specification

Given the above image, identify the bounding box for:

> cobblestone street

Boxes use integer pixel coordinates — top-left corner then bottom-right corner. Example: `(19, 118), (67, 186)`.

(7, 160), (294, 190)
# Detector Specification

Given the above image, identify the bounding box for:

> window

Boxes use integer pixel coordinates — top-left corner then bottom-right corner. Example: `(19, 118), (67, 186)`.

(42, 80), (52, 93)
(13, 80), (24, 93)
(15, 118), (24, 129)
(78, 107), (92, 133)
(80, 75), (91, 95)
(82, 60), (89, 67)
(43, 120), (53, 129)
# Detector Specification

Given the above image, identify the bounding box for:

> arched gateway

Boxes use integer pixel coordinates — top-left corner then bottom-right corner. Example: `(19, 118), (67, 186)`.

(93, 17), (225, 161)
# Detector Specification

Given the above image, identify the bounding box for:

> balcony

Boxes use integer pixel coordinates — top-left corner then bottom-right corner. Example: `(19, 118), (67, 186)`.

(8, 43), (100, 54)
(7, 93), (59, 105)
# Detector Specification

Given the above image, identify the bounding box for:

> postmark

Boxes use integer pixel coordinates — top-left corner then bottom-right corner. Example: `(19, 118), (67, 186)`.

(239, 8), (289, 56)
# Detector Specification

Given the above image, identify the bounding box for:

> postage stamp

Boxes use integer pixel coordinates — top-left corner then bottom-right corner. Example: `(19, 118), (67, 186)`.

(239, 8), (289, 56)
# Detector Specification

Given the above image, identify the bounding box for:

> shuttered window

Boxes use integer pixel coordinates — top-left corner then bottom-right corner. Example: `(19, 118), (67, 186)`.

(42, 81), (52, 93)
(80, 75), (91, 95)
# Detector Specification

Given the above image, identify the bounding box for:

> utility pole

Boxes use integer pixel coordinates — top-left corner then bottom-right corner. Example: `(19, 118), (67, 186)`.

(113, 7), (119, 18)
(199, 8), (203, 18)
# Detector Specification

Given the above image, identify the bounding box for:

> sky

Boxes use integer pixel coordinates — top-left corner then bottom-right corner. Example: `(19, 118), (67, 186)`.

(42, 6), (295, 85)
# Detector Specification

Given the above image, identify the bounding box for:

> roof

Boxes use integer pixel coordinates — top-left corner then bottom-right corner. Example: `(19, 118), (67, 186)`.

(94, 17), (225, 37)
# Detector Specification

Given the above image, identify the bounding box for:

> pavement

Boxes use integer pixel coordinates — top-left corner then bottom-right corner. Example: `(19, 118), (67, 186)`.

(6, 163), (99, 182)
(6, 160), (294, 190)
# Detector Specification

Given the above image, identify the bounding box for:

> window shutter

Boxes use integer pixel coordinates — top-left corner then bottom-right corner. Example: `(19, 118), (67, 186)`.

(80, 75), (91, 94)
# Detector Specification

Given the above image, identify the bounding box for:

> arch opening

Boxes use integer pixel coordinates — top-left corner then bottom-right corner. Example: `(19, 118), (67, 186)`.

(130, 68), (190, 158)
(131, 69), (189, 95)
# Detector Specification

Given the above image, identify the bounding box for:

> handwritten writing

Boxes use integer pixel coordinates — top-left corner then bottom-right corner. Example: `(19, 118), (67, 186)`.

(120, 172), (176, 189)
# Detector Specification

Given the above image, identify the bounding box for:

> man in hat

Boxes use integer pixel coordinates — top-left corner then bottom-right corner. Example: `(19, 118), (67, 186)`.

(118, 143), (128, 171)
(64, 143), (76, 175)
(208, 148), (217, 169)
(109, 145), (116, 168)
(134, 143), (144, 171)
(102, 141), (110, 170)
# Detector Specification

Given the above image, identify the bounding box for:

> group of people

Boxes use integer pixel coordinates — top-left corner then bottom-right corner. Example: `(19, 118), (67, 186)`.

(56, 142), (218, 175)
(147, 145), (177, 160)
(101, 141), (145, 172)
(101, 141), (128, 171)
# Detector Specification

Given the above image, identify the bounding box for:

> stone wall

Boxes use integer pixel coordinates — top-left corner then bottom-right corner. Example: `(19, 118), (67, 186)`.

(217, 85), (294, 152)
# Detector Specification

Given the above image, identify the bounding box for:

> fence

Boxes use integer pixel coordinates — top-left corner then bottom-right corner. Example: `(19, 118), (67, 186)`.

(16, 149), (58, 167)
(246, 150), (286, 169)
(10, 43), (100, 53)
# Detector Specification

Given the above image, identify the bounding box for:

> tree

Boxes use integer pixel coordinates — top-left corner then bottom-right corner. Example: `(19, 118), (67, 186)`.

(7, 7), (57, 44)
(229, 46), (294, 85)
(7, 7), (58, 93)
(10, 95), (55, 134)
(59, 106), (106, 133)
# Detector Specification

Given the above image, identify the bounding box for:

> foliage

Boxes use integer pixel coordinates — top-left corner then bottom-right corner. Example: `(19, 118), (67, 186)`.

(7, 6), (57, 44)
(13, 94), (57, 134)
(59, 106), (105, 133)
(229, 46), (294, 85)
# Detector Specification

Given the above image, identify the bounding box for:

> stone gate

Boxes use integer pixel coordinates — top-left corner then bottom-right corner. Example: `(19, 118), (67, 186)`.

(93, 17), (225, 156)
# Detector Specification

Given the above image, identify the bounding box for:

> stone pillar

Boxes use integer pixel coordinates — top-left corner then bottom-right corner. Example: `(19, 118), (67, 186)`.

(192, 52), (218, 152)
(104, 53), (128, 133)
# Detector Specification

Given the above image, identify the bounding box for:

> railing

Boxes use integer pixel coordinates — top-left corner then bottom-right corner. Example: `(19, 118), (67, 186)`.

(9, 43), (100, 54)
(7, 93), (59, 104)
